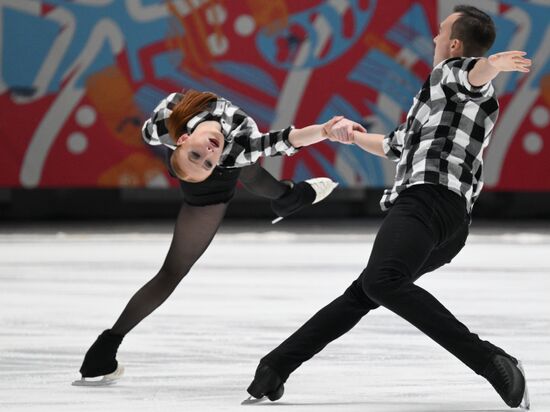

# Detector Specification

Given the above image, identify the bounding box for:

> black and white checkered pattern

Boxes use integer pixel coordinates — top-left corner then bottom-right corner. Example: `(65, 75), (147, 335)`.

(142, 92), (298, 168)
(381, 57), (499, 212)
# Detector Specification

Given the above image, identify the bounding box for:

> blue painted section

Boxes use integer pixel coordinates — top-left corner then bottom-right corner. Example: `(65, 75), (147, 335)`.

(212, 61), (279, 97)
(2, 8), (60, 90)
(153, 52), (275, 126)
(349, 49), (422, 112)
(77, 40), (117, 88)
(317, 94), (364, 123)
(488, 13), (517, 57)
(134, 85), (169, 115)
(2, 1), (169, 93)
(293, 161), (314, 182)
(256, 0), (377, 69)
(339, 144), (385, 187)
(487, 13), (520, 94)
(386, 3), (433, 64)
(495, 1), (550, 93)
(307, 147), (345, 183)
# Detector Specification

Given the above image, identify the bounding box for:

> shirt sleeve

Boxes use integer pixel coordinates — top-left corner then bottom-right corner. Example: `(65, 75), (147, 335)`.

(383, 122), (406, 161)
(141, 92), (183, 149)
(440, 57), (493, 98)
(229, 112), (299, 165)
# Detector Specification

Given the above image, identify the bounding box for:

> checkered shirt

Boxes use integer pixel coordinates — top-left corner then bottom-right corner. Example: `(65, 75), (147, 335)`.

(142, 92), (298, 167)
(381, 57), (500, 212)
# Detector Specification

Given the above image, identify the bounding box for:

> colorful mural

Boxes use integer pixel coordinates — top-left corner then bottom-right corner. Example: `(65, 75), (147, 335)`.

(1, 0), (549, 190)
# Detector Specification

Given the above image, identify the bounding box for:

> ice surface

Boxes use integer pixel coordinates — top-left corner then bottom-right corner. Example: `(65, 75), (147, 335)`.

(1, 221), (549, 411)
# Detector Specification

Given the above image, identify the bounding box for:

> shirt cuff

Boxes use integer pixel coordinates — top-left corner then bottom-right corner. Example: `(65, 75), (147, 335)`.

(279, 125), (300, 155)
(382, 134), (401, 161)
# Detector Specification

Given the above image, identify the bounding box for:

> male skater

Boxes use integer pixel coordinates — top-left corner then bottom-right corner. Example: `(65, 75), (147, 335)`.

(246, 5), (531, 409)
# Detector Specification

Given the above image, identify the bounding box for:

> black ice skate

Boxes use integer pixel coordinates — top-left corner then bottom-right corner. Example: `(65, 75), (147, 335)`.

(271, 178), (338, 224)
(72, 329), (125, 387)
(242, 364), (284, 404)
(482, 354), (530, 409)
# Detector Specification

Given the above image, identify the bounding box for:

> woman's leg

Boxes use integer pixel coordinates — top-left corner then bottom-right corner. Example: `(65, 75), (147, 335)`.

(238, 163), (291, 200)
(239, 163), (337, 219)
(79, 201), (227, 378)
(111, 201), (228, 335)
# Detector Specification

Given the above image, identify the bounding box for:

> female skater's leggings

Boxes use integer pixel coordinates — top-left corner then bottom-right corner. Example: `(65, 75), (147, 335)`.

(110, 162), (289, 336)
(261, 184), (504, 379)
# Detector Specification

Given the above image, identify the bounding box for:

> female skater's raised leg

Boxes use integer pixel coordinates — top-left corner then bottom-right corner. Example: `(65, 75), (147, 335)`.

(239, 163), (338, 221)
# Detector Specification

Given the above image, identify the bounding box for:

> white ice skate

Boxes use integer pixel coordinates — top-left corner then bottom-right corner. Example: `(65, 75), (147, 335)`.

(272, 178), (339, 224)
(517, 361), (530, 410)
(71, 364), (125, 387)
(241, 395), (268, 405)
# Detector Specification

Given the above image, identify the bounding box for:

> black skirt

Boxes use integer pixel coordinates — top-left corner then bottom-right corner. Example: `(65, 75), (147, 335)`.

(179, 167), (240, 206)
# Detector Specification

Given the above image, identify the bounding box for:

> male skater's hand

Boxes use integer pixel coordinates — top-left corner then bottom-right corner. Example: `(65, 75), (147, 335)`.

(469, 51), (531, 87)
(488, 51), (532, 73)
(326, 118), (367, 144)
(321, 116), (344, 138)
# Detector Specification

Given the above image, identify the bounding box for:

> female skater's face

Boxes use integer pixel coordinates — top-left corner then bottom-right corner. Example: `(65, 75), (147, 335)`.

(433, 12), (463, 67)
(171, 126), (225, 182)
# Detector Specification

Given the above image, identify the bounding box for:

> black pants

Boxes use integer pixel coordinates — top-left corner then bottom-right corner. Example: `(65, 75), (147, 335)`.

(262, 184), (503, 381)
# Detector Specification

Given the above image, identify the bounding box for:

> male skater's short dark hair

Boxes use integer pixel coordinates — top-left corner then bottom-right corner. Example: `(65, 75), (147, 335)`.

(452, 5), (496, 57)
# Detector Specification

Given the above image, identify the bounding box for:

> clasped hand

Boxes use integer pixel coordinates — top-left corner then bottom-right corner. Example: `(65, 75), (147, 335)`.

(322, 116), (366, 145)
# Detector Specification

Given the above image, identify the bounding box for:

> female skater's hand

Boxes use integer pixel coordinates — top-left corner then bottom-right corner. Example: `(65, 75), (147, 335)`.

(326, 118), (367, 144)
(488, 51), (532, 73)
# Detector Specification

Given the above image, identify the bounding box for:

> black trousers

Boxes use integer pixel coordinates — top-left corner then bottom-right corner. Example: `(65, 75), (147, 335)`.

(262, 184), (504, 381)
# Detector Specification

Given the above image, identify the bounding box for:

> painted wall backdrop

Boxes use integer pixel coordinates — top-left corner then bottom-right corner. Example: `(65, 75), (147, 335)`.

(1, 0), (549, 190)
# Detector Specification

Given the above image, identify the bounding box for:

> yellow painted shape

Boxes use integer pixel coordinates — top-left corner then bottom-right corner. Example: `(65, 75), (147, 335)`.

(98, 153), (168, 188)
(86, 66), (144, 148)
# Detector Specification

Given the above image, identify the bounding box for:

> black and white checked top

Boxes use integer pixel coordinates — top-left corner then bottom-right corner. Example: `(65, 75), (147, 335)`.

(142, 92), (298, 167)
(381, 57), (499, 212)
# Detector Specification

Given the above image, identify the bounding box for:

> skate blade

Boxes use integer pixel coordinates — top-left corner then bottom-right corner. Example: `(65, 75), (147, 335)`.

(517, 361), (530, 410)
(72, 364), (125, 387)
(241, 395), (268, 405)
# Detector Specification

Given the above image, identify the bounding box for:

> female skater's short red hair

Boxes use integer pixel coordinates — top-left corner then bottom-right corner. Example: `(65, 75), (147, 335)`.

(166, 89), (218, 140)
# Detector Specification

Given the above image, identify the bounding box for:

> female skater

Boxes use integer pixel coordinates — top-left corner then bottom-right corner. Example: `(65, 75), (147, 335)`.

(73, 89), (359, 385)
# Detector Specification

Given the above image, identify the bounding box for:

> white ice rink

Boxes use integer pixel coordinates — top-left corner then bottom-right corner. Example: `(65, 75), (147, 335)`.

(1, 220), (549, 412)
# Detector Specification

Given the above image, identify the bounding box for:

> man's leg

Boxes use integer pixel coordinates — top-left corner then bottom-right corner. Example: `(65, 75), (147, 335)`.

(261, 278), (379, 381)
(361, 186), (527, 407)
(249, 186), (525, 406)
(253, 186), (466, 383)
(360, 186), (501, 375)
(246, 278), (378, 401)
(260, 205), (471, 385)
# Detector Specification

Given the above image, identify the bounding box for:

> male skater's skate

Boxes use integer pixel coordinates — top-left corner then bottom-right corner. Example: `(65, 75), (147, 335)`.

(246, 5), (531, 409)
